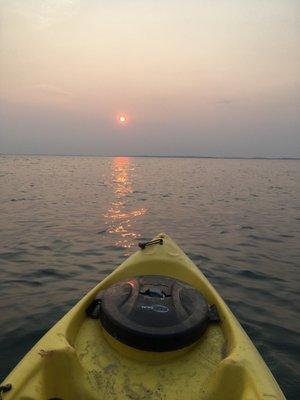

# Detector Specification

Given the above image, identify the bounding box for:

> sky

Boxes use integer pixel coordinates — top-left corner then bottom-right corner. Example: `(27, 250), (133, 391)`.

(0, 0), (299, 157)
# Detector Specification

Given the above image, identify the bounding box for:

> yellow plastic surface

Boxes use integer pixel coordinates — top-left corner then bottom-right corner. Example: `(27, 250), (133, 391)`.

(1, 234), (286, 399)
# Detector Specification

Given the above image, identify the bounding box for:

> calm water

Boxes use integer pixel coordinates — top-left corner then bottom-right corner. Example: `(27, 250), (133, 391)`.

(0, 155), (299, 398)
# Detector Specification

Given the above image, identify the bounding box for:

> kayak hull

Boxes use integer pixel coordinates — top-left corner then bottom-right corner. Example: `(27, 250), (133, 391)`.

(1, 234), (285, 399)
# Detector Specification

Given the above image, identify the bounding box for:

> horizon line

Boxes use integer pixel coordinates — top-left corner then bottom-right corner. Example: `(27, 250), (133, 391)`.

(1, 152), (299, 160)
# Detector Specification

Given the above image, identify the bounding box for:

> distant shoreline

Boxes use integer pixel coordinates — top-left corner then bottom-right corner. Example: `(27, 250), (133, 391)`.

(0, 153), (299, 160)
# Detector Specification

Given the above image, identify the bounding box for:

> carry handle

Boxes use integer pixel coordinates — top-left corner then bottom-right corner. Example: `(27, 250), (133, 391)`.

(138, 238), (163, 249)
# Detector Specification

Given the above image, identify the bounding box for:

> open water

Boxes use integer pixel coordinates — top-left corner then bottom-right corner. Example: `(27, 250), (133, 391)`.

(0, 155), (299, 398)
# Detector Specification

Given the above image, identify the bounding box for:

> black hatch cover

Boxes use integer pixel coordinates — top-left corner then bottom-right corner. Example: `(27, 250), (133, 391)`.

(89, 275), (219, 352)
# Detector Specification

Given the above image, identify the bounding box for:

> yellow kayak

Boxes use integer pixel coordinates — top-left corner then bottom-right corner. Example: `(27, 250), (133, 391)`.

(1, 234), (285, 400)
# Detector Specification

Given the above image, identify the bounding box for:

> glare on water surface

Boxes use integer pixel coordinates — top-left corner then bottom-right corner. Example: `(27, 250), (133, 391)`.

(104, 157), (147, 250)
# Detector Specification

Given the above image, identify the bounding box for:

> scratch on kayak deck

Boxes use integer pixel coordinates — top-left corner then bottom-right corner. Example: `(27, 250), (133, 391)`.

(38, 349), (55, 357)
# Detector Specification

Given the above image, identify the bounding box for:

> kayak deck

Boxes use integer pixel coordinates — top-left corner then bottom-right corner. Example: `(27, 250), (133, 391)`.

(1, 234), (285, 400)
(74, 321), (225, 399)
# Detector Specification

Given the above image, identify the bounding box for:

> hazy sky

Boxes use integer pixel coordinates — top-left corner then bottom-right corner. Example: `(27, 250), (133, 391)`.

(0, 0), (299, 157)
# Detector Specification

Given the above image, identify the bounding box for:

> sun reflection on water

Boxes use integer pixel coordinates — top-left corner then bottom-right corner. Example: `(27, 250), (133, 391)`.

(104, 157), (147, 250)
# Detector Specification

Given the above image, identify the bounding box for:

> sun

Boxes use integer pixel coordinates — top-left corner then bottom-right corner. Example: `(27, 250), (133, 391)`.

(116, 113), (128, 125)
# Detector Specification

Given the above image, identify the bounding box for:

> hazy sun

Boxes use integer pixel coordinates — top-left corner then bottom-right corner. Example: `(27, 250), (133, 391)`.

(117, 114), (128, 125)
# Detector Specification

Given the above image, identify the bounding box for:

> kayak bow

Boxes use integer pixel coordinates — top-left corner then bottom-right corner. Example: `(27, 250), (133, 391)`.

(1, 234), (285, 399)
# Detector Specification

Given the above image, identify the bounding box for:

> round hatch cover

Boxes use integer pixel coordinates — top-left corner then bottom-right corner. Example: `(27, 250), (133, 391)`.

(99, 275), (212, 352)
